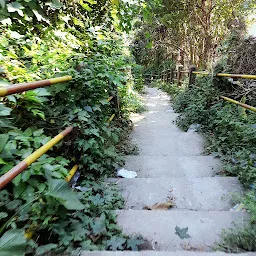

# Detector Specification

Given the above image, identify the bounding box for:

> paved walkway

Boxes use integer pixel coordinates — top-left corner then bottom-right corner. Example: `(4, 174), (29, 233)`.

(115, 87), (247, 251)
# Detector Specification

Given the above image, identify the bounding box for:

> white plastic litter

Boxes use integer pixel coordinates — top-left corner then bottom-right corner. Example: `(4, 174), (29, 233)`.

(117, 168), (137, 178)
(230, 203), (245, 212)
(187, 123), (201, 132)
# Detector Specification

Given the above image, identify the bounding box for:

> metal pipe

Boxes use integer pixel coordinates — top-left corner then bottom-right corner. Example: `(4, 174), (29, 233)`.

(192, 71), (209, 75)
(65, 164), (78, 182)
(221, 96), (256, 113)
(108, 96), (114, 102)
(0, 76), (72, 97)
(217, 73), (256, 80)
(0, 126), (73, 189)
(108, 114), (115, 124)
(192, 71), (256, 80)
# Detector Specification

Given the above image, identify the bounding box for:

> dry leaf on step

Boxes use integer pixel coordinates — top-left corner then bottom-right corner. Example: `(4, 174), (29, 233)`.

(143, 200), (174, 210)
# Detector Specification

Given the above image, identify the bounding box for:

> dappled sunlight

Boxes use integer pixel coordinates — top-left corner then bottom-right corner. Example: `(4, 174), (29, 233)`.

(130, 113), (145, 124)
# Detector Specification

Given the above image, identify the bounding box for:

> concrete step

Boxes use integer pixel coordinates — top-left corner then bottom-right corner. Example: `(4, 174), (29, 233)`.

(143, 89), (173, 112)
(124, 156), (221, 178)
(83, 252), (255, 256)
(131, 128), (204, 156)
(131, 111), (179, 128)
(116, 210), (248, 251)
(116, 177), (242, 211)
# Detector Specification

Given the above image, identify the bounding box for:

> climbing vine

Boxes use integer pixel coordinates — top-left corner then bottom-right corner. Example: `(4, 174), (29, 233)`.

(0, 0), (147, 254)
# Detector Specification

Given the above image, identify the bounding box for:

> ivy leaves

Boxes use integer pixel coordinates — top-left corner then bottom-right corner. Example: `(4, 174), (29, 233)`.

(175, 226), (191, 240)
(46, 178), (84, 210)
(0, 229), (26, 256)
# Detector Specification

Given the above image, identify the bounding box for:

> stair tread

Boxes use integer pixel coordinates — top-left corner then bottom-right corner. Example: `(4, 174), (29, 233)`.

(115, 177), (242, 211)
(124, 155), (221, 178)
(115, 210), (248, 251)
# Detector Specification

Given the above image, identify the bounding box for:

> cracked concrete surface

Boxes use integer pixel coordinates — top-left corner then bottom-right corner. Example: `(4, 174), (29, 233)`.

(83, 87), (249, 255)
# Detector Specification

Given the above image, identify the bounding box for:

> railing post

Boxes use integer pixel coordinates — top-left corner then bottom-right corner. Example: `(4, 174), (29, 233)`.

(177, 65), (182, 86)
(189, 65), (197, 86)
(170, 68), (174, 83)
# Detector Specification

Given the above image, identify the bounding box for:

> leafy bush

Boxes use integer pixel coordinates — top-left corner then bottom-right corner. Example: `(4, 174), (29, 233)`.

(160, 74), (256, 252)
(0, 0), (145, 254)
(155, 79), (184, 99)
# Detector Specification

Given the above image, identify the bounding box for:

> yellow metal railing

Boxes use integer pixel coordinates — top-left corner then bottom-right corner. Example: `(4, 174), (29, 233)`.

(0, 127), (73, 189)
(65, 165), (79, 182)
(190, 70), (256, 113)
(0, 76), (72, 97)
(192, 71), (256, 80)
(220, 96), (256, 113)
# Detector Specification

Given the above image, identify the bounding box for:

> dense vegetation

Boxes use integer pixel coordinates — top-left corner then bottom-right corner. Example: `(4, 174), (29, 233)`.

(0, 0), (147, 255)
(131, 0), (255, 71)
(155, 34), (256, 252)
(0, 0), (256, 254)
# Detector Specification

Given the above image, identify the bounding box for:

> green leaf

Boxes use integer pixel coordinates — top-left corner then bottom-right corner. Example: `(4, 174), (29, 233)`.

(0, 212), (8, 220)
(0, 158), (8, 165)
(146, 41), (153, 49)
(7, 2), (24, 16)
(0, 106), (12, 116)
(6, 95), (16, 103)
(47, 179), (84, 210)
(106, 236), (126, 250)
(0, 134), (9, 153)
(126, 236), (145, 251)
(9, 31), (23, 39)
(175, 226), (191, 239)
(31, 109), (45, 120)
(23, 128), (33, 137)
(48, 0), (63, 9)
(0, 0), (5, 8)
(0, 229), (26, 256)
(6, 200), (22, 210)
(86, 0), (97, 4)
(36, 244), (57, 255)
(33, 129), (44, 137)
(80, 2), (93, 11)
(91, 214), (106, 235)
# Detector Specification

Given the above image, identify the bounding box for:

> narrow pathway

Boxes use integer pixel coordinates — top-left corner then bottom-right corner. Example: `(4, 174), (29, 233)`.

(86, 87), (250, 255)
(116, 87), (246, 251)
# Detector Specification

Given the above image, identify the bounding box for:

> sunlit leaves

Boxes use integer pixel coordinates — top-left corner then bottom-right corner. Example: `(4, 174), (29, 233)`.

(0, 229), (27, 256)
(7, 2), (24, 17)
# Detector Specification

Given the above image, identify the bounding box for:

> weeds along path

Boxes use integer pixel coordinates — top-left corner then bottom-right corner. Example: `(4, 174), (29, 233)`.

(85, 86), (251, 255)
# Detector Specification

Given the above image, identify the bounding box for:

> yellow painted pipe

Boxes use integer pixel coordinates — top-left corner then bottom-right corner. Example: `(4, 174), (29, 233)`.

(0, 76), (72, 97)
(108, 96), (114, 102)
(108, 114), (115, 124)
(65, 165), (79, 182)
(0, 126), (73, 189)
(217, 73), (256, 80)
(221, 96), (256, 113)
(192, 71), (256, 80)
(192, 71), (209, 76)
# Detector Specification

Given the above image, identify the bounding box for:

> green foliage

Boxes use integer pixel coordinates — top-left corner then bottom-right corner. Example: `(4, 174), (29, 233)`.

(155, 79), (184, 99)
(172, 77), (256, 185)
(0, 229), (26, 256)
(132, 0), (255, 69)
(163, 74), (256, 252)
(0, 0), (146, 254)
(217, 224), (256, 252)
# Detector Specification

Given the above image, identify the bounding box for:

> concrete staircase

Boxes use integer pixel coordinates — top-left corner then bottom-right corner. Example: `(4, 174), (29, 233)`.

(84, 88), (250, 256)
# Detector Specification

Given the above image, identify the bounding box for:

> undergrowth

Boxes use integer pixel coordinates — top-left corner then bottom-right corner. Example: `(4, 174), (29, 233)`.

(157, 75), (256, 253)
(0, 1), (145, 255)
